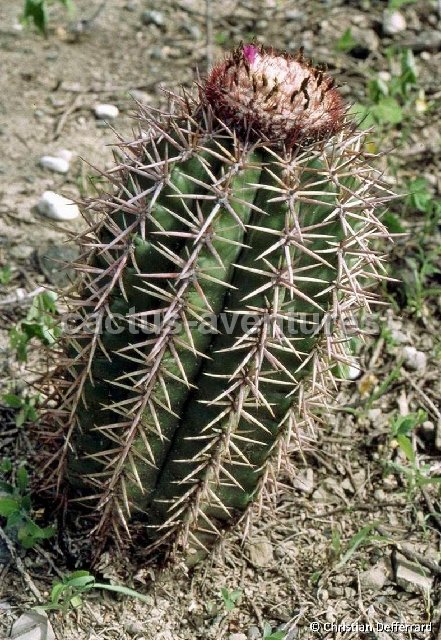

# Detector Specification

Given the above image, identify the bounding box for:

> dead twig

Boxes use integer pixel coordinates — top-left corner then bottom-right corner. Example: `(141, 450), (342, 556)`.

(53, 94), (82, 141)
(0, 286), (45, 307)
(0, 527), (42, 601)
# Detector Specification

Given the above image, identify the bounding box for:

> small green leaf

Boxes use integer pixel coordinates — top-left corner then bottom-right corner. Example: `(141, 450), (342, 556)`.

(336, 28), (356, 53)
(7, 511), (25, 528)
(0, 266), (12, 285)
(65, 574), (95, 589)
(310, 570), (321, 585)
(66, 570), (93, 580)
(50, 582), (66, 604)
(348, 103), (375, 129)
(0, 480), (14, 493)
(16, 409), (26, 428)
(94, 583), (152, 603)
(0, 458), (12, 473)
(382, 211), (405, 234)
(69, 595), (83, 609)
(407, 178), (431, 212)
(17, 467), (29, 493)
(0, 496), (20, 516)
(336, 522), (380, 568)
(389, 0), (416, 8)
(396, 434), (416, 463)
(372, 97), (403, 124)
(3, 394), (23, 409)
(22, 0), (49, 34)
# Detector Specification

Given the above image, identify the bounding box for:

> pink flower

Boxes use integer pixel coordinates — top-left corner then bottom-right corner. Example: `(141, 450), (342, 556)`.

(204, 44), (345, 146)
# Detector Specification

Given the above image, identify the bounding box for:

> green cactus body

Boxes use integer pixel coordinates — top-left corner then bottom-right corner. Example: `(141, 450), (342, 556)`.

(43, 44), (392, 558)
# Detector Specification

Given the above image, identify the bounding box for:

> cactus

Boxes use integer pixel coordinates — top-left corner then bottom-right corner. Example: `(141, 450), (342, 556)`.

(41, 44), (393, 560)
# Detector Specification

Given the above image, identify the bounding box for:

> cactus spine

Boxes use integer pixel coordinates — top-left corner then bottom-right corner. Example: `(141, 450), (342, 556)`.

(42, 44), (393, 560)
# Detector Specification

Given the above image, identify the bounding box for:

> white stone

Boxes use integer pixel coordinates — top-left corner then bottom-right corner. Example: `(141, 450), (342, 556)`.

(229, 634), (247, 640)
(383, 10), (407, 35)
(391, 328), (408, 344)
(11, 611), (55, 640)
(247, 538), (274, 567)
(401, 346), (427, 372)
(39, 155), (69, 174)
(94, 103), (119, 120)
(55, 148), (74, 162)
(141, 10), (165, 27)
(37, 191), (79, 221)
(347, 362), (362, 380)
(395, 556), (433, 594)
(360, 561), (389, 590)
(378, 71), (392, 83)
(435, 421), (441, 450)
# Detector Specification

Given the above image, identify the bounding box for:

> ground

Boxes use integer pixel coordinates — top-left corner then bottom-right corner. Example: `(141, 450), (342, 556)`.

(0, 1), (440, 639)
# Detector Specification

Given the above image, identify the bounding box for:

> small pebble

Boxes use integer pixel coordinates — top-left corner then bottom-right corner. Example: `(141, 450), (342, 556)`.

(11, 611), (55, 640)
(39, 155), (70, 174)
(360, 561), (389, 591)
(56, 148), (74, 162)
(123, 621), (145, 635)
(229, 634), (247, 640)
(247, 539), (274, 567)
(247, 626), (261, 640)
(419, 420), (434, 443)
(347, 361), (362, 380)
(435, 421), (441, 451)
(401, 346), (427, 372)
(94, 104), (119, 120)
(37, 191), (79, 221)
(141, 10), (165, 28)
(390, 328), (408, 344)
(378, 70), (392, 83)
(382, 10), (407, 35)
(286, 10), (303, 21)
(395, 553), (433, 594)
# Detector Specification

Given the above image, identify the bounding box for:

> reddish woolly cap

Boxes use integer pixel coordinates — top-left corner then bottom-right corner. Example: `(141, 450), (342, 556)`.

(203, 44), (345, 146)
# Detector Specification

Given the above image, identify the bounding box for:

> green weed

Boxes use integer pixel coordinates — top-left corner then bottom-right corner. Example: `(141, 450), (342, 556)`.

(220, 587), (242, 612)
(386, 410), (441, 497)
(9, 291), (60, 363)
(335, 522), (387, 569)
(0, 460), (55, 549)
(388, 0), (417, 8)
(0, 265), (12, 286)
(3, 391), (40, 427)
(35, 570), (150, 615)
(22, 0), (74, 35)
(336, 28), (357, 53)
(263, 623), (286, 639)
(350, 48), (418, 129)
(396, 177), (441, 316)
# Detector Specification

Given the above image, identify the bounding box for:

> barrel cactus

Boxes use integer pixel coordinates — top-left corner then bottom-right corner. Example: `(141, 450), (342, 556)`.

(41, 44), (393, 561)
